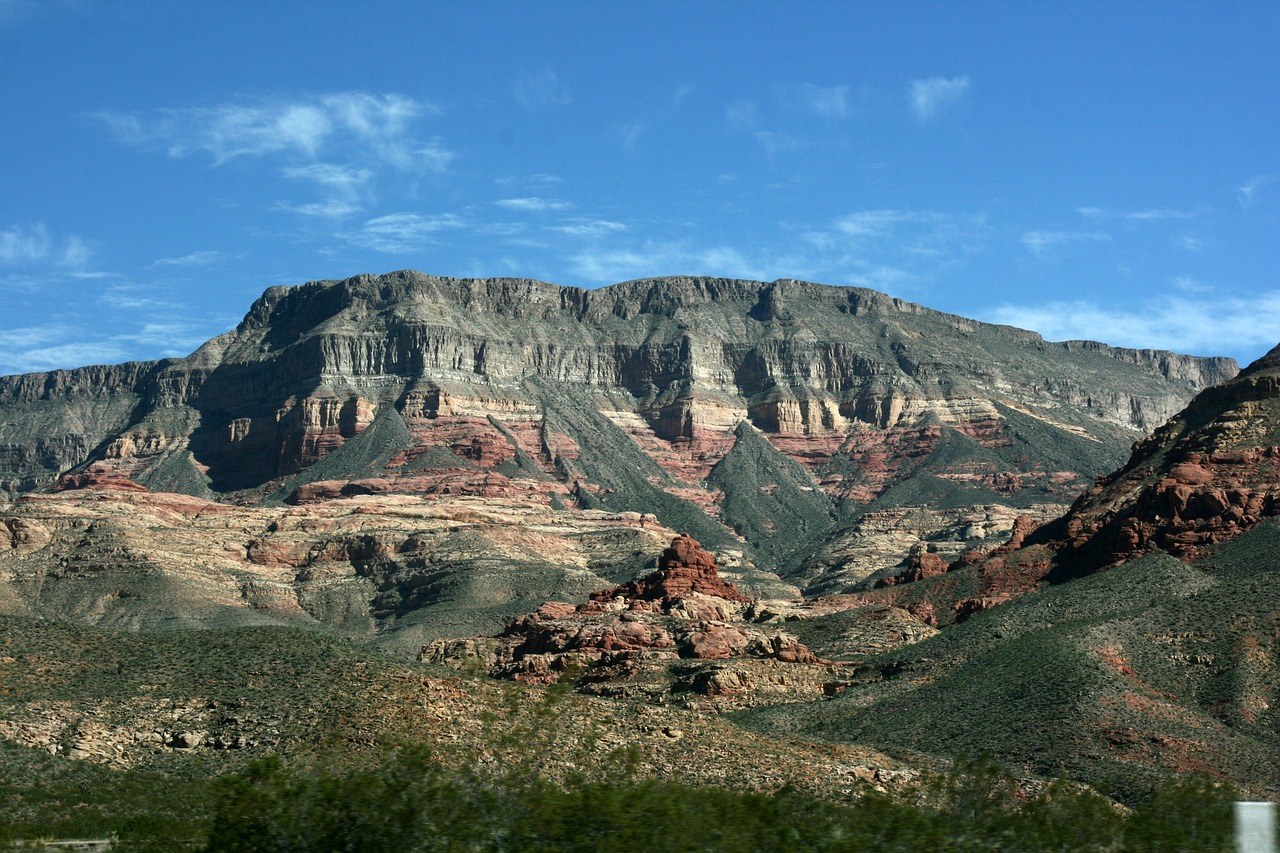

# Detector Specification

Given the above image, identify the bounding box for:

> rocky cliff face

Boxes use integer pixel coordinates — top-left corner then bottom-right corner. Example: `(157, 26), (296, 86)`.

(1029, 342), (1280, 572)
(735, 349), (1280, 799)
(0, 271), (1235, 591)
(852, 342), (1280, 624)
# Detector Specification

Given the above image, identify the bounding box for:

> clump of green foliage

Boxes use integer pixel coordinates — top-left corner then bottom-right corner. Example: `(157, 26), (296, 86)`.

(51, 751), (1219, 853)
(0, 739), (1236, 852)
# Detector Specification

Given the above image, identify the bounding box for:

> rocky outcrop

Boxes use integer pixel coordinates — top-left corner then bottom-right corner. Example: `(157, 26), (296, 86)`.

(865, 343), (1280, 622)
(586, 534), (751, 610)
(1044, 344), (1280, 568)
(466, 535), (825, 692)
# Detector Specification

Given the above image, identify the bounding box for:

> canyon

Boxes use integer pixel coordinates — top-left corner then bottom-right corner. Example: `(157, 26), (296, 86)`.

(3, 271), (1275, 804)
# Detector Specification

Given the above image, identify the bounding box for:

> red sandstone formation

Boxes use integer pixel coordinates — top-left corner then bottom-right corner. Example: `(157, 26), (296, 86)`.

(874, 344), (1280, 624)
(54, 463), (149, 493)
(489, 534), (821, 685)
(587, 534), (751, 609)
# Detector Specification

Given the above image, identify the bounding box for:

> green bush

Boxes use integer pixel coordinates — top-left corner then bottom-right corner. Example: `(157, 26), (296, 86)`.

(190, 751), (1239, 853)
(1, 747), (1239, 852)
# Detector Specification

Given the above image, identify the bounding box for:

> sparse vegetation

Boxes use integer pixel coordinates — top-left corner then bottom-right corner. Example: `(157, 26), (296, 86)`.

(1, 748), (1235, 851)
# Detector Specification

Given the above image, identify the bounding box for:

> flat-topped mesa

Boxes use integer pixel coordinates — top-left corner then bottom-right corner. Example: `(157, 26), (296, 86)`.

(0, 270), (1241, 585)
(588, 534), (751, 608)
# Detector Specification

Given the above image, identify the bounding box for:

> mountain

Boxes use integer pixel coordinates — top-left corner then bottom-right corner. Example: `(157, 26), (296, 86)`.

(740, 343), (1280, 801)
(0, 270), (1267, 810)
(0, 272), (1233, 609)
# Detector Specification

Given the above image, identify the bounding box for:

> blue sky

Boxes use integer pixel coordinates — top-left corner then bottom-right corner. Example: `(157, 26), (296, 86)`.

(1, 1), (1277, 375)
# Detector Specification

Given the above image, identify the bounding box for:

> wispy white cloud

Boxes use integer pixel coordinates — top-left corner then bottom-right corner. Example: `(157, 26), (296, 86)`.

(1238, 174), (1274, 208)
(154, 250), (224, 267)
(282, 163), (373, 196)
(1125, 208), (1196, 221)
(514, 67), (571, 110)
(1020, 230), (1111, 255)
(776, 83), (851, 119)
(909, 76), (970, 121)
(0, 316), (218, 375)
(0, 223), (90, 267)
(791, 209), (991, 297)
(114, 321), (211, 354)
(570, 242), (774, 284)
(99, 93), (453, 225)
(97, 92), (449, 173)
(827, 209), (990, 256)
(414, 140), (454, 173)
(1170, 276), (1211, 293)
(99, 285), (171, 311)
(567, 238), (824, 286)
(802, 84), (850, 118)
(0, 223), (53, 263)
(755, 130), (803, 154)
(275, 200), (363, 218)
(981, 291), (1280, 359)
(494, 197), (572, 212)
(527, 173), (563, 187)
(1077, 205), (1199, 222)
(60, 235), (91, 268)
(833, 210), (914, 238)
(619, 121), (646, 151)
(550, 219), (627, 239)
(0, 342), (131, 375)
(341, 212), (465, 253)
(845, 265), (920, 291)
(725, 100), (758, 129)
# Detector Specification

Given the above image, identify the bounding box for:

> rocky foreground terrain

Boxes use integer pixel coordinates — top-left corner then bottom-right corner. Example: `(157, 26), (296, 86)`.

(1, 271), (1275, 809)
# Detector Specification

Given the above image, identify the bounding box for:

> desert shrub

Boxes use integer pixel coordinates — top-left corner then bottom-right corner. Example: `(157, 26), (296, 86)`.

(1, 745), (1242, 852)
(1122, 774), (1234, 853)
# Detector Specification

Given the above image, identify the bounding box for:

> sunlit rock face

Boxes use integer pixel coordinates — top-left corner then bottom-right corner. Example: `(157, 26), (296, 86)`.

(0, 271), (1235, 591)
(854, 342), (1280, 626)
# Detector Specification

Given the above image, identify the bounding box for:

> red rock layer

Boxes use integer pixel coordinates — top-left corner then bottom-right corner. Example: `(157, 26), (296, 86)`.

(587, 535), (751, 608)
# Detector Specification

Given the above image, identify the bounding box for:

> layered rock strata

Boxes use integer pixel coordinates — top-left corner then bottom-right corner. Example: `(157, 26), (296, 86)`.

(854, 342), (1280, 622)
(0, 272), (1235, 589)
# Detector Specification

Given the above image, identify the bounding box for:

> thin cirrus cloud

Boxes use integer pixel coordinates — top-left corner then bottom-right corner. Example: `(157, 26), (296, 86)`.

(0, 223), (90, 268)
(274, 200), (364, 219)
(494, 197), (573, 212)
(341, 212), (465, 253)
(827, 209), (990, 257)
(282, 163), (374, 196)
(982, 291), (1280, 360)
(514, 67), (571, 111)
(755, 130), (803, 154)
(909, 76), (970, 121)
(0, 318), (218, 376)
(725, 100), (759, 129)
(96, 92), (452, 174)
(800, 84), (850, 118)
(550, 219), (627, 239)
(153, 250), (224, 267)
(1238, 175), (1274, 208)
(1076, 206), (1198, 222)
(0, 336), (130, 375)
(567, 239), (823, 286)
(797, 209), (990, 294)
(1020, 230), (1111, 255)
(775, 83), (851, 119)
